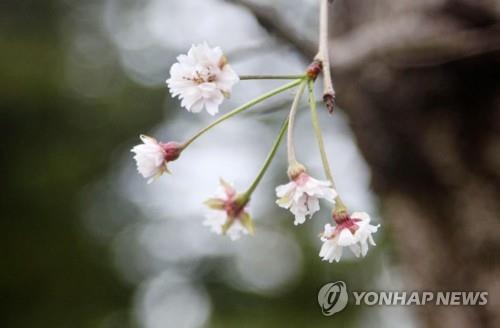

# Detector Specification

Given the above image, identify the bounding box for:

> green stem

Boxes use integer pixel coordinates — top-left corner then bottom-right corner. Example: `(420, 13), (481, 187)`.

(240, 75), (306, 80)
(307, 79), (347, 211)
(181, 79), (303, 149)
(243, 118), (289, 200)
(286, 80), (307, 165)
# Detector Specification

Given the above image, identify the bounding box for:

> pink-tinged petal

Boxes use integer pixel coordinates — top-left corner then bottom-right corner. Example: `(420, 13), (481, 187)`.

(218, 178), (236, 198)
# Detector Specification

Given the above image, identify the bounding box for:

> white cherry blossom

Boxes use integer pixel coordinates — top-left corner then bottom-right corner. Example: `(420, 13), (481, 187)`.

(276, 172), (337, 225)
(203, 179), (253, 240)
(131, 135), (181, 183)
(319, 212), (380, 262)
(167, 43), (239, 115)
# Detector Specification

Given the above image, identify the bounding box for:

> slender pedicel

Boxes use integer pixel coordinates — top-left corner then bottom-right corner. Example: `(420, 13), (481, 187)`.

(181, 78), (304, 149)
(240, 75), (306, 80)
(286, 80), (307, 168)
(307, 79), (346, 212)
(243, 117), (289, 200)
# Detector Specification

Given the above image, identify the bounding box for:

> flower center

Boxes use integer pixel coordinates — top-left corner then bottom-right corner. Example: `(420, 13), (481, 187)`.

(184, 68), (216, 84)
(333, 217), (360, 237)
(224, 200), (244, 218)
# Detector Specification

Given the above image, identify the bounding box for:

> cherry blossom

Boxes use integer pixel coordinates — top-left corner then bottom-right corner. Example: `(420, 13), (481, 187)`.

(167, 43), (239, 115)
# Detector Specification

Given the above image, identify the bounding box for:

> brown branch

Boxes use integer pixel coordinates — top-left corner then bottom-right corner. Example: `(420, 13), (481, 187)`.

(230, 0), (500, 71)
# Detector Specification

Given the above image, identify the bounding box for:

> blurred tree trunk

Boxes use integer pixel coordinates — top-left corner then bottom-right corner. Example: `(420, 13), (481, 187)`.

(235, 0), (500, 327)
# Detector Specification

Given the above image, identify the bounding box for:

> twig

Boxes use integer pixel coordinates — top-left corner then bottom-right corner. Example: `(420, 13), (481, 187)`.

(314, 0), (335, 113)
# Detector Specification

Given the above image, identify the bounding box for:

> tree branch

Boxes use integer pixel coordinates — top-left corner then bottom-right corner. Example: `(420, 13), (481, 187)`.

(230, 0), (500, 71)
(314, 0), (335, 113)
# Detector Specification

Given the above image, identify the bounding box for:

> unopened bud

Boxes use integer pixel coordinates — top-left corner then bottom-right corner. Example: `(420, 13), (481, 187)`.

(306, 60), (322, 80)
(323, 93), (335, 114)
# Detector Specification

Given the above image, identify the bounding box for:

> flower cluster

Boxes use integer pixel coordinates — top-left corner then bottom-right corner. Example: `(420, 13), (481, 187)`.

(131, 42), (381, 263)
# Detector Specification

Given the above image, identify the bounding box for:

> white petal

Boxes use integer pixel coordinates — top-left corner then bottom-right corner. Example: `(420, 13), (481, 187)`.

(322, 224), (336, 238)
(350, 244), (361, 257)
(188, 99), (204, 113)
(293, 212), (307, 225)
(337, 229), (356, 246)
(306, 196), (320, 216)
(217, 65), (239, 91)
(204, 96), (223, 115)
(139, 134), (157, 145)
(131, 139), (166, 180)
(359, 239), (369, 257)
(203, 210), (226, 235)
(226, 221), (249, 241)
(351, 211), (371, 222)
(368, 234), (376, 246)
(332, 246), (343, 262)
(275, 181), (296, 197)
